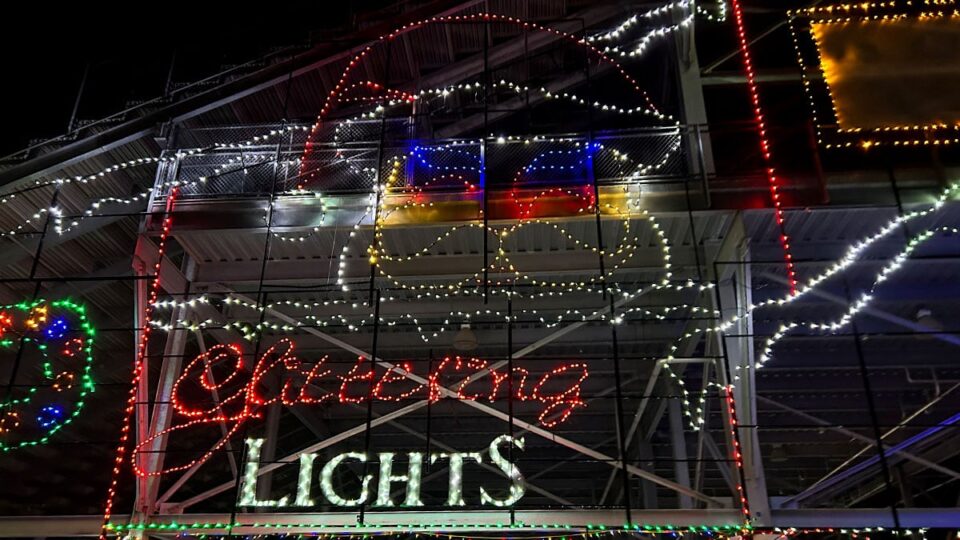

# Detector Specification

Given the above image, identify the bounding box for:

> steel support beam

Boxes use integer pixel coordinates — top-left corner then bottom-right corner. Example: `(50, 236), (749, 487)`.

(668, 399), (694, 509)
(672, 3), (714, 182)
(759, 394), (960, 497)
(715, 223), (771, 525)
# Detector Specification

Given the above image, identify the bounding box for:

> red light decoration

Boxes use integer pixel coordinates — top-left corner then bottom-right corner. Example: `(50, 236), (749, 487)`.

(131, 338), (589, 478)
(298, 12), (664, 189)
(0, 311), (13, 336)
(729, 0), (797, 295)
(723, 385), (751, 525)
(337, 356), (375, 404)
(99, 190), (178, 540)
(0, 411), (20, 435)
(531, 363), (589, 427)
(372, 362), (424, 402)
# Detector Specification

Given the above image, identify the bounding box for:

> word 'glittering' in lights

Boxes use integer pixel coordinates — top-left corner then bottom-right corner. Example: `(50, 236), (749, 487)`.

(132, 337), (586, 477)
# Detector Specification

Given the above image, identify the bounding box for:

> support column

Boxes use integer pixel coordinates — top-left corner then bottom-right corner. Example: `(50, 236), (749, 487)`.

(132, 260), (150, 516)
(638, 442), (659, 509)
(138, 257), (196, 514)
(668, 400), (694, 509)
(673, 3), (716, 184)
(715, 228), (771, 525)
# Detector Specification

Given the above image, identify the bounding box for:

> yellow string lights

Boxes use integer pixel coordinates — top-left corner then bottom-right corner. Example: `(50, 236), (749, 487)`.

(789, 0), (960, 149)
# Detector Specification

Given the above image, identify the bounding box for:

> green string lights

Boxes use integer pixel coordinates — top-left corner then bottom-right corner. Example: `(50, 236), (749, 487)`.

(105, 520), (749, 534)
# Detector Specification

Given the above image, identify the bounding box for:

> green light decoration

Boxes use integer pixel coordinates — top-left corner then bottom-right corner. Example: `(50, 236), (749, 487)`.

(0, 298), (96, 451)
(104, 521), (751, 534)
(102, 520), (932, 540)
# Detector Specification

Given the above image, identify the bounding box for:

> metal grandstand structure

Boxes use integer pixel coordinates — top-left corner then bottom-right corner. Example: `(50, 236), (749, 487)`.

(0, 0), (959, 537)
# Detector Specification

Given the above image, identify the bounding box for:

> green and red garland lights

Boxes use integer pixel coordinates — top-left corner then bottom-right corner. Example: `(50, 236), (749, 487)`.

(729, 0), (798, 295)
(0, 299), (96, 450)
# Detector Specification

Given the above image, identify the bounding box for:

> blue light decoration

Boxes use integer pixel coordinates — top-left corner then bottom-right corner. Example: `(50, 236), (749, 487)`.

(37, 405), (64, 428)
(45, 317), (69, 339)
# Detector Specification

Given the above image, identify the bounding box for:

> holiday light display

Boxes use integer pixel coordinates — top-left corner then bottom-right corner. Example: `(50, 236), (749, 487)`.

(132, 336), (588, 477)
(789, 0), (960, 149)
(104, 520), (755, 536)
(238, 435), (523, 508)
(0, 298), (95, 451)
(729, 0), (797, 294)
(0, 1), (926, 536)
(141, 179), (960, 439)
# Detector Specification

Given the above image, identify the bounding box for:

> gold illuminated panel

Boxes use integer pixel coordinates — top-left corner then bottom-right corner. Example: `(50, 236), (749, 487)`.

(791, 1), (960, 149)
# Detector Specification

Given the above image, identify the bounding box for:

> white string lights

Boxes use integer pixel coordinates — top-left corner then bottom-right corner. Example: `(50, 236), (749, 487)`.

(662, 181), (960, 428)
(4, 0), (953, 446)
(320, 452), (373, 506)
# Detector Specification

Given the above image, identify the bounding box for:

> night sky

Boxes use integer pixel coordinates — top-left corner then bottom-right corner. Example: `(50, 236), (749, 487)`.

(0, 3), (383, 156)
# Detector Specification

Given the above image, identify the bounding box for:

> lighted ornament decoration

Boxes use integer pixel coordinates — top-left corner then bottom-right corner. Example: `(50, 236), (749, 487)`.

(297, 11), (676, 189)
(0, 299), (95, 451)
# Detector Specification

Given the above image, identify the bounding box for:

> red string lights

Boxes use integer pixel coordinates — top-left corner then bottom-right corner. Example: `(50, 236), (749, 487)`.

(99, 189), (179, 540)
(723, 385), (751, 526)
(298, 12), (665, 189)
(729, 0), (797, 294)
(131, 337), (589, 478)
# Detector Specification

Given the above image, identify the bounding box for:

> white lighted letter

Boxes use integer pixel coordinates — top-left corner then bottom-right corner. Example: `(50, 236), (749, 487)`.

(239, 438), (290, 507)
(479, 435), (525, 507)
(320, 452), (372, 506)
(431, 451), (482, 506)
(295, 453), (318, 506)
(374, 452), (424, 506)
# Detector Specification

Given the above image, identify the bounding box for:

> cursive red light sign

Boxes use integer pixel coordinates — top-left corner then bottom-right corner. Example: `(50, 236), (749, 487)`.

(133, 338), (588, 477)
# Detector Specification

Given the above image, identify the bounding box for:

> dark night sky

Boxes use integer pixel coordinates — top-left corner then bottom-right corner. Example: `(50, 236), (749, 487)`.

(0, 3), (387, 156)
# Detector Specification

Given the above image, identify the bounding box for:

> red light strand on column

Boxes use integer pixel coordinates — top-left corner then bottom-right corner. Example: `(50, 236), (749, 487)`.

(729, 0), (797, 294)
(99, 189), (179, 540)
(724, 385), (751, 525)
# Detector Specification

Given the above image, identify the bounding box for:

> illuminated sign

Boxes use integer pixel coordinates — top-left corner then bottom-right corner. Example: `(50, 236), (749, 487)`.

(133, 338), (588, 477)
(239, 435), (525, 508)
